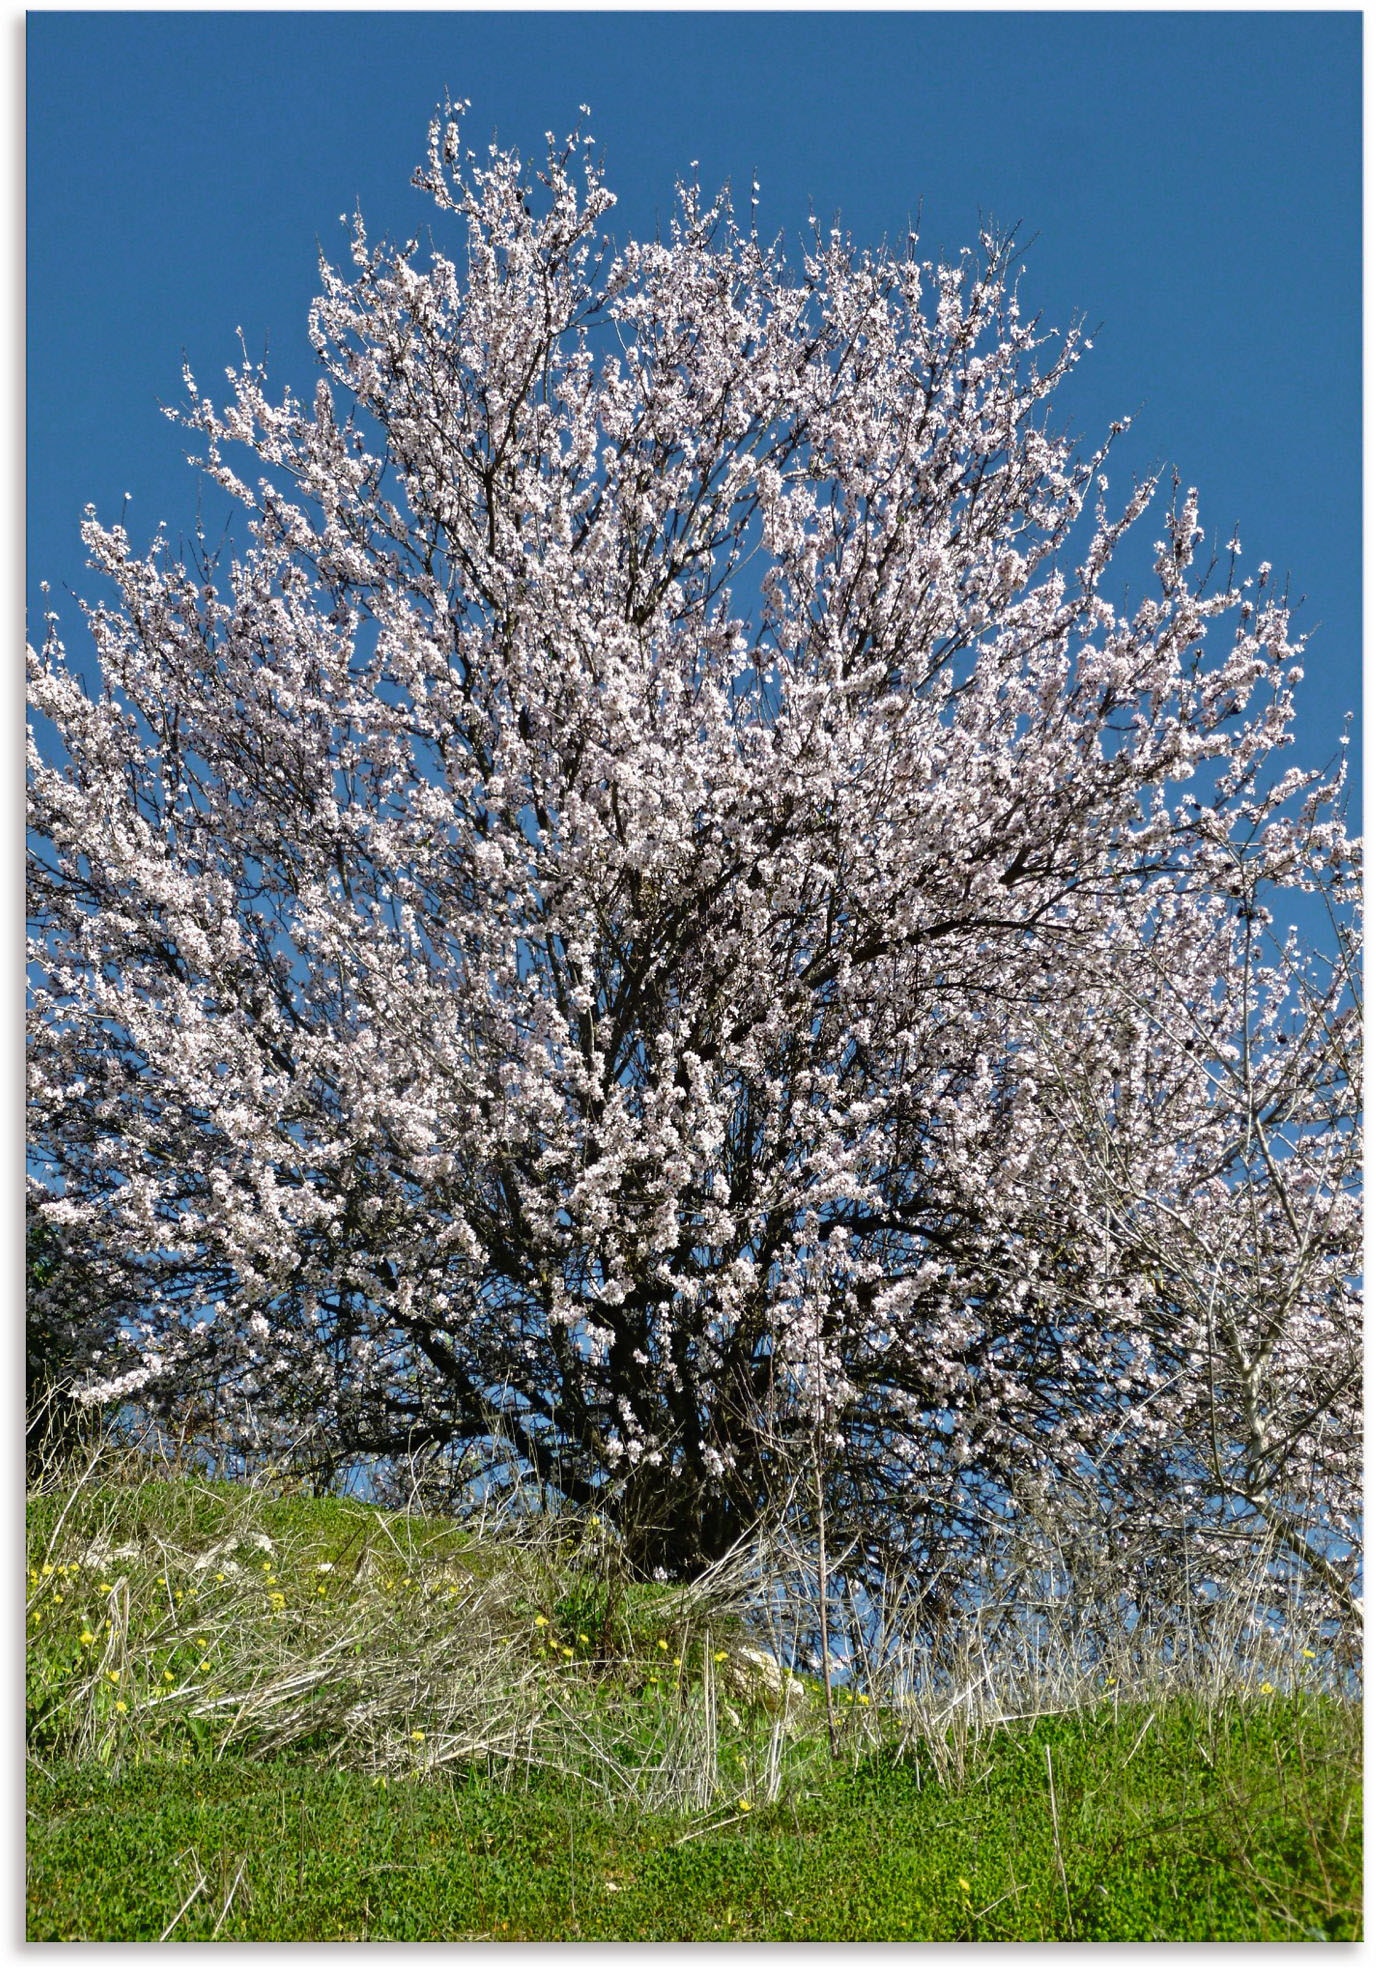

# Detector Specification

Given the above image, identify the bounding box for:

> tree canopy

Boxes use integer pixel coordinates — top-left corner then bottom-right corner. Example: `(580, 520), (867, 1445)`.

(28, 109), (1360, 1599)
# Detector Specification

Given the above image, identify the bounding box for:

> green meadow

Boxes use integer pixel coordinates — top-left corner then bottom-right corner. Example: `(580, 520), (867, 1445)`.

(26, 1457), (1361, 1942)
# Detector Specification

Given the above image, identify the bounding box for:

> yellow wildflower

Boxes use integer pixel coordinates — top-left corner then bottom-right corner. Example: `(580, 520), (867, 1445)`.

(78, 1629), (95, 1646)
(411, 1729), (425, 1742)
(533, 1614), (548, 1628)
(737, 1798), (752, 1812)
(114, 1699), (128, 1714)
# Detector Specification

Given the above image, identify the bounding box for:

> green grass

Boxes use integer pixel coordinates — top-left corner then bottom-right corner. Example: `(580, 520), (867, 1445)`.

(26, 1460), (1362, 1940)
(28, 1698), (1360, 1941)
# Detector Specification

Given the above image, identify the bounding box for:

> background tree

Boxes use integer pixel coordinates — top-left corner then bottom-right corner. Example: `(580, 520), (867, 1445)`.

(28, 107), (1359, 1585)
(1031, 876), (1361, 1622)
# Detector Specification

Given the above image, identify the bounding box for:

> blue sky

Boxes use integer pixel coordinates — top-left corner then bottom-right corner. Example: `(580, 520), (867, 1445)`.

(28, 9), (1361, 812)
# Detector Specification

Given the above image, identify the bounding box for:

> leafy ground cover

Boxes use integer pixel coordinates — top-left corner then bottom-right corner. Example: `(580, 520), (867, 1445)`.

(28, 1698), (1360, 1942)
(26, 1461), (1361, 1941)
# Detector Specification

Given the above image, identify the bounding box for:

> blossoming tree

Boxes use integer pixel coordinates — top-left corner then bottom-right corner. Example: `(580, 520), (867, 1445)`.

(1012, 881), (1361, 1630)
(28, 109), (1360, 1588)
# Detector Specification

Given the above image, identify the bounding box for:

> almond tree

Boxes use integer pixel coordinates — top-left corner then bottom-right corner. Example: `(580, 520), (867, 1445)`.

(28, 108), (1359, 1581)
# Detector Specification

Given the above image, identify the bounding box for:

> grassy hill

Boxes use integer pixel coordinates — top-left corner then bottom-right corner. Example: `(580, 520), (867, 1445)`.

(26, 1455), (1361, 1941)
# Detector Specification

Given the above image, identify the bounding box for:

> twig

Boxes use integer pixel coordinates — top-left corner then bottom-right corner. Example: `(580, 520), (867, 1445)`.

(671, 1812), (747, 1846)
(159, 1853), (208, 1941)
(1122, 1709), (1157, 1768)
(1044, 1743), (1073, 1938)
(209, 1858), (247, 1938)
(973, 1881), (1028, 1920)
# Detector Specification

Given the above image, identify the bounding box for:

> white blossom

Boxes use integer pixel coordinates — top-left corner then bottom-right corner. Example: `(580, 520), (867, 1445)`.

(27, 108), (1360, 1594)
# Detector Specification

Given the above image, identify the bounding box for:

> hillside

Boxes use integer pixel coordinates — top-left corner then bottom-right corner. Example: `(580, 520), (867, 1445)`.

(26, 1459), (1361, 1942)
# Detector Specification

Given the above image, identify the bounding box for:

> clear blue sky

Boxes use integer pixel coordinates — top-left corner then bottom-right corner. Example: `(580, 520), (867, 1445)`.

(28, 10), (1361, 808)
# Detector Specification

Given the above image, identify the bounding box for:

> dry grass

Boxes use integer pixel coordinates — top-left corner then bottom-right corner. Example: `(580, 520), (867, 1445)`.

(26, 1425), (1359, 1817)
(26, 1432), (784, 1808)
